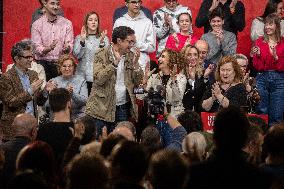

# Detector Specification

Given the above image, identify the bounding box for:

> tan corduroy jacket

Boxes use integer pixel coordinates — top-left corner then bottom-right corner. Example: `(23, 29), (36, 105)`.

(85, 47), (143, 122)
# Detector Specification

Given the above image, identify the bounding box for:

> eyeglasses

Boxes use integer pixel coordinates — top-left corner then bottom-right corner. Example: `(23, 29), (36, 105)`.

(128, 0), (142, 5)
(20, 55), (34, 60)
(165, 0), (177, 4)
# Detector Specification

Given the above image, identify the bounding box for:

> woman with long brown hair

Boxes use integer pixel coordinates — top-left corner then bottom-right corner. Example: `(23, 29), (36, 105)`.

(73, 11), (109, 95)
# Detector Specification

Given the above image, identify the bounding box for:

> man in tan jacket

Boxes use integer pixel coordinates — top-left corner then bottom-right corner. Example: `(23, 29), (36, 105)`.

(85, 26), (143, 137)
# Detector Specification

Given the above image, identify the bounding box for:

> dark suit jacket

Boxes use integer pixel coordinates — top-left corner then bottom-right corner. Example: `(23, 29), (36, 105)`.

(0, 66), (44, 140)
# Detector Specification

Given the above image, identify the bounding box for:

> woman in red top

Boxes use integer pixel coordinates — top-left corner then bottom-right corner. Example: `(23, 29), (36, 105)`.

(165, 12), (198, 52)
(252, 13), (284, 125)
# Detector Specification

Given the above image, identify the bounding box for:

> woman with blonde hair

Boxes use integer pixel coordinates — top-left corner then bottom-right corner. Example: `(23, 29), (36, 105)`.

(181, 45), (214, 113)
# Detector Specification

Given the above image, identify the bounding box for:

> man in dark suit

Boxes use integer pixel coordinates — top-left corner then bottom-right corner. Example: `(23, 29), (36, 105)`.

(0, 40), (44, 141)
(1, 113), (38, 188)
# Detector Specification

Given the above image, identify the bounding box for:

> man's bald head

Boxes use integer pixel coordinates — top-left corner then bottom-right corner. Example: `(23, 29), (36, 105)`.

(12, 114), (37, 138)
(195, 40), (209, 61)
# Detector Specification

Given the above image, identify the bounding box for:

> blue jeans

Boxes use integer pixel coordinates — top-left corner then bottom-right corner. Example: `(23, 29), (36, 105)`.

(256, 71), (284, 125)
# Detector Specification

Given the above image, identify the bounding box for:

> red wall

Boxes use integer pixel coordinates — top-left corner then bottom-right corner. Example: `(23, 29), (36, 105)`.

(3, 0), (266, 71)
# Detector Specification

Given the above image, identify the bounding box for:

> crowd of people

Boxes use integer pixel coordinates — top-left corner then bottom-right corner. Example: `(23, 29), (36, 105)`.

(0, 0), (284, 188)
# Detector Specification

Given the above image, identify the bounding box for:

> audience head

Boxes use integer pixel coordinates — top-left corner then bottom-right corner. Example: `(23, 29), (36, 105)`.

(264, 122), (284, 164)
(100, 134), (127, 159)
(243, 125), (264, 164)
(84, 11), (100, 36)
(16, 141), (56, 187)
(112, 26), (135, 54)
(177, 12), (192, 33)
(148, 149), (189, 189)
(182, 132), (207, 163)
(248, 115), (268, 134)
(215, 56), (243, 84)
(213, 106), (250, 153)
(11, 40), (33, 71)
(195, 40), (209, 62)
(263, 13), (281, 42)
(110, 141), (149, 184)
(49, 88), (71, 113)
(209, 7), (224, 32)
(177, 110), (203, 133)
(140, 125), (163, 155)
(58, 54), (77, 78)
(113, 121), (136, 141)
(234, 54), (249, 76)
(67, 154), (109, 189)
(164, 0), (178, 11)
(8, 170), (49, 189)
(80, 141), (101, 156)
(76, 116), (97, 145)
(12, 113), (38, 140)
(158, 48), (185, 72)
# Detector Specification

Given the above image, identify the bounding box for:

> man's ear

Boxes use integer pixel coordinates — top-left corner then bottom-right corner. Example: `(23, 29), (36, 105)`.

(125, 1), (129, 7)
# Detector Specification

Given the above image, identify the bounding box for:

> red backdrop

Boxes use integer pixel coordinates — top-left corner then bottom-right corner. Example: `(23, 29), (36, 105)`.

(3, 0), (267, 71)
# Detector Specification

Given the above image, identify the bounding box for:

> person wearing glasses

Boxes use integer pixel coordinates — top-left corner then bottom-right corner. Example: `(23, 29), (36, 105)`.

(45, 54), (88, 120)
(113, 0), (156, 72)
(153, 0), (192, 57)
(84, 26), (143, 137)
(0, 40), (46, 141)
(113, 0), (153, 24)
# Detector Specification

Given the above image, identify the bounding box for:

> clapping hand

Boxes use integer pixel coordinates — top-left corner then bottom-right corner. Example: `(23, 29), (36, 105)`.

(45, 80), (57, 92)
(67, 83), (73, 94)
(31, 79), (44, 94)
(212, 82), (221, 98)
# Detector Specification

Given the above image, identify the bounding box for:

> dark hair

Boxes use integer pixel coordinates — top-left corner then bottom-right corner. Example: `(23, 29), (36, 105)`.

(213, 106), (250, 152)
(112, 26), (135, 44)
(11, 40), (33, 61)
(149, 150), (189, 189)
(140, 125), (163, 155)
(100, 134), (126, 159)
(83, 11), (100, 37)
(209, 7), (224, 21)
(76, 116), (97, 145)
(177, 110), (203, 133)
(49, 88), (71, 112)
(261, 0), (282, 18)
(16, 141), (56, 188)
(67, 154), (108, 189)
(8, 171), (49, 189)
(110, 141), (149, 184)
(177, 12), (192, 23)
(264, 122), (284, 157)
